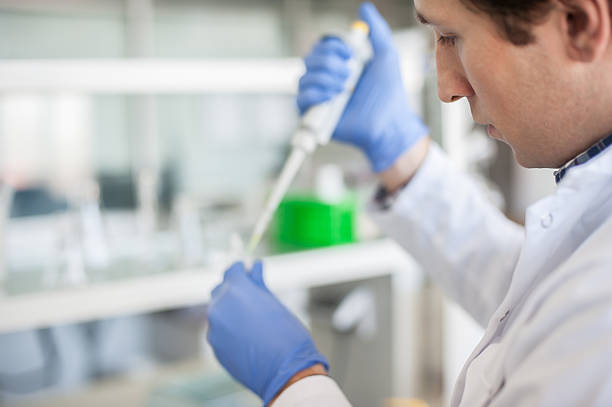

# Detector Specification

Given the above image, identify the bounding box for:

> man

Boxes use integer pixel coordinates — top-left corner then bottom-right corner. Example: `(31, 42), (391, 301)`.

(207, 0), (612, 405)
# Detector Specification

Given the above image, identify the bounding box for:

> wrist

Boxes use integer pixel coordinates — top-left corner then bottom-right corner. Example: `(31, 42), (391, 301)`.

(366, 114), (430, 173)
(268, 363), (328, 406)
(379, 137), (430, 193)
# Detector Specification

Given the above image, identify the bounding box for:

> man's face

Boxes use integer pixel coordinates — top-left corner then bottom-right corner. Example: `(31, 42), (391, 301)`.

(415, 0), (589, 168)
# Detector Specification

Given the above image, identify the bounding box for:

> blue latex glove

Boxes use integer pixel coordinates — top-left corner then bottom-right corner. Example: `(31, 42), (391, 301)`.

(207, 261), (329, 406)
(297, 2), (428, 173)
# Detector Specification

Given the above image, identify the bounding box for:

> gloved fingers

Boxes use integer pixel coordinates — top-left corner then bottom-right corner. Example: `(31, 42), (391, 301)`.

(206, 292), (220, 345)
(249, 260), (269, 291)
(207, 281), (228, 321)
(297, 87), (337, 115)
(210, 282), (223, 299)
(359, 2), (394, 53)
(298, 71), (346, 94)
(311, 36), (352, 60)
(206, 318), (219, 347)
(223, 261), (247, 282)
(304, 53), (351, 78)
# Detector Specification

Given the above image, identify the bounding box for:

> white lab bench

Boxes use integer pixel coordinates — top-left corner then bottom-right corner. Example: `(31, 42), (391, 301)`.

(0, 239), (421, 334)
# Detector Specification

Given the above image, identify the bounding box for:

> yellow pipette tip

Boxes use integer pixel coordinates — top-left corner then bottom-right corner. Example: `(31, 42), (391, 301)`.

(351, 20), (370, 35)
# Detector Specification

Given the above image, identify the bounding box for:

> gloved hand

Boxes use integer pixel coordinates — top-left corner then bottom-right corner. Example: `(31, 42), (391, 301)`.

(297, 2), (428, 173)
(207, 261), (329, 406)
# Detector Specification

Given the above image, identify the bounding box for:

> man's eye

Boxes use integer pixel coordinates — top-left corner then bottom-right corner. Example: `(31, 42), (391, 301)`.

(437, 35), (457, 46)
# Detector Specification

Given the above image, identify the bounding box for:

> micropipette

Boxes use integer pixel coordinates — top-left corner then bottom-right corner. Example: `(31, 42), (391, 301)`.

(246, 21), (373, 256)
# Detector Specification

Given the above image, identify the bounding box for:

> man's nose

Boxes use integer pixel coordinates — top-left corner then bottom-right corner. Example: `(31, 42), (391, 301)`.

(436, 49), (474, 103)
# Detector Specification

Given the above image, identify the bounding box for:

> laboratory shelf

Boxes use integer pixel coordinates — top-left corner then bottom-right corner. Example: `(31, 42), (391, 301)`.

(0, 239), (421, 334)
(0, 59), (303, 94)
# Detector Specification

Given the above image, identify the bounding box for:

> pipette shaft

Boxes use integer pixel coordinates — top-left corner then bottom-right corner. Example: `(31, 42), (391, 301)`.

(246, 148), (306, 255)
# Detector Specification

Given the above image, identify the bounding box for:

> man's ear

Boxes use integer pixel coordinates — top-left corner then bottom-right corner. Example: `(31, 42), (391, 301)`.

(560, 0), (611, 61)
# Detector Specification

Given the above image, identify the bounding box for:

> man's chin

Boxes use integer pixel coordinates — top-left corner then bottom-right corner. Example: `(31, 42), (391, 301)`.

(512, 148), (559, 169)
(487, 124), (505, 141)
(512, 151), (532, 168)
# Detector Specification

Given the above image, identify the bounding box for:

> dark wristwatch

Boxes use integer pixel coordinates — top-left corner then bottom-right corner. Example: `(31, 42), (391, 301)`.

(374, 182), (408, 211)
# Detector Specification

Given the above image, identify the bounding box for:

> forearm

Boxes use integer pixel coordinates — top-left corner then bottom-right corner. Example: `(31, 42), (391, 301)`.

(270, 370), (352, 407)
(370, 143), (524, 325)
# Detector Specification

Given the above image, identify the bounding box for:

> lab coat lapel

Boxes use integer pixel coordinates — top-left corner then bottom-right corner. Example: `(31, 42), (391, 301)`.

(452, 149), (612, 407)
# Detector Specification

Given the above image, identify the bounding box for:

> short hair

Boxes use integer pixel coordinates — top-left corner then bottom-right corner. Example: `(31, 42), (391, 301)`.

(460, 0), (611, 45)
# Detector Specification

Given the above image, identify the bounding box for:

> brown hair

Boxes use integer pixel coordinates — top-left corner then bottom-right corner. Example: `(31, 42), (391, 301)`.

(459, 0), (611, 45)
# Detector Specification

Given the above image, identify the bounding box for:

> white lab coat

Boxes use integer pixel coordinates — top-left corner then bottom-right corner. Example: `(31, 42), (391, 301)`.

(274, 143), (612, 407)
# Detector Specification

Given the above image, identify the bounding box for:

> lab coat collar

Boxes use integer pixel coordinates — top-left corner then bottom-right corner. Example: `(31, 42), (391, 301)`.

(556, 135), (612, 187)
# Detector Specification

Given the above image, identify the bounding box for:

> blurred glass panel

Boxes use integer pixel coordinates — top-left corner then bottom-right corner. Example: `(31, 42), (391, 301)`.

(154, 0), (287, 58)
(0, 3), (125, 59)
(0, 0), (418, 59)
(0, 91), (298, 296)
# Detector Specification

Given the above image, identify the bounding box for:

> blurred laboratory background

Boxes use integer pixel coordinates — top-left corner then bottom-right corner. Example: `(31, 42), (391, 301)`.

(0, 1), (556, 407)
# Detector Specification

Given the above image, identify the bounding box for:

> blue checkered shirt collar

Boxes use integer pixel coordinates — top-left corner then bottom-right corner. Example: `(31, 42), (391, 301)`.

(553, 133), (612, 184)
